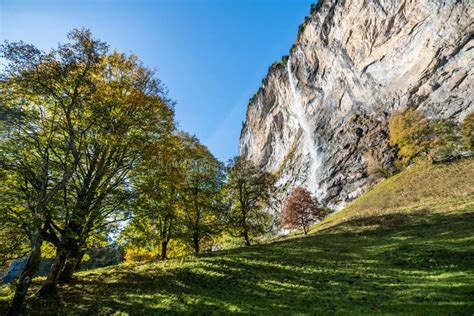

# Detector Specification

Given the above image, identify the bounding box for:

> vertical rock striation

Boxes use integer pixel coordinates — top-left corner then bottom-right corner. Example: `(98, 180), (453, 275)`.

(240, 0), (473, 209)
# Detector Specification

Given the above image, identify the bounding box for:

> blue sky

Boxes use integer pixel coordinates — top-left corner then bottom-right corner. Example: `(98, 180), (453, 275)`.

(0, 0), (314, 162)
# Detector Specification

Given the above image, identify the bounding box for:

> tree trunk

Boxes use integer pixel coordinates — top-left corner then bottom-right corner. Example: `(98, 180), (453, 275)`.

(161, 240), (168, 260)
(193, 234), (200, 254)
(74, 251), (85, 271)
(36, 248), (67, 298)
(303, 226), (308, 236)
(58, 241), (80, 284)
(243, 229), (251, 246)
(242, 210), (251, 246)
(8, 225), (42, 316)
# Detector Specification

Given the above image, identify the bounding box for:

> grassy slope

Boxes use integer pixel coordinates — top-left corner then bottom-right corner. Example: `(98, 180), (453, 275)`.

(1, 159), (473, 315)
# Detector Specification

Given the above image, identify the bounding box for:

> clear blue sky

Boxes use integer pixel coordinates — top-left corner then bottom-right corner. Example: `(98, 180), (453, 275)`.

(0, 0), (315, 162)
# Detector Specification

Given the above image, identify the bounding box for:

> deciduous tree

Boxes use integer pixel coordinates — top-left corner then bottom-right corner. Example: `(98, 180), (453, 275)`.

(125, 134), (186, 260)
(224, 157), (274, 246)
(1, 29), (107, 314)
(179, 134), (225, 253)
(37, 41), (174, 295)
(389, 108), (432, 165)
(0, 29), (175, 308)
(280, 187), (325, 235)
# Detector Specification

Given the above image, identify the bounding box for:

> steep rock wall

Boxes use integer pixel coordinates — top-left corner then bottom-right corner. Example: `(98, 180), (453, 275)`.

(240, 0), (473, 209)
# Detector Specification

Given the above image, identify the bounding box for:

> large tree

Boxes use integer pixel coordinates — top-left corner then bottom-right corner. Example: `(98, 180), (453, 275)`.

(0, 29), (175, 309)
(125, 134), (186, 260)
(37, 41), (174, 295)
(1, 29), (107, 314)
(224, 157), (275, 246)
(179, 134), (225, 253)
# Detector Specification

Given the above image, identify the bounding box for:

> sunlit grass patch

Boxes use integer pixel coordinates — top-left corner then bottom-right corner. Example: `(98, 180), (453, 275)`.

(0, 159), (473, 315)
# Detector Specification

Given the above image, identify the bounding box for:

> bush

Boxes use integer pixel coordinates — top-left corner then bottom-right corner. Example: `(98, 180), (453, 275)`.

(389, 108), (432, 165)
(310, 2), (324, 15)
(124, 239), (192, 262)
(366, 150), (393, 179)
(461, 113), (473, 151)
(166, 240), (192, 258)
(429, 119), (461, 161)
(388, 108), (471, 166)
(124, 248), (160, 262)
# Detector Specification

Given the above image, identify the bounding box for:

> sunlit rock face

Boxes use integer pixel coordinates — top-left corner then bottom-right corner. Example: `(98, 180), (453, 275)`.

(240, 0), (473, 210)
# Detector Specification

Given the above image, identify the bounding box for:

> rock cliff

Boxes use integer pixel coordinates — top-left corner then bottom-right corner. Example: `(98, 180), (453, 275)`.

(239, 0), (473, 209)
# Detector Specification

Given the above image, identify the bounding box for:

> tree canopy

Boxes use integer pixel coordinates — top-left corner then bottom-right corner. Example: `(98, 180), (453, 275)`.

(224, 157), (275, 246)
(0, 28), (175, 312)
(280, 187), (326, 235)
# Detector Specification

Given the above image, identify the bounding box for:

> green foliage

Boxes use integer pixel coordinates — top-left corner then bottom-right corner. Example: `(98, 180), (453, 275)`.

(223, 156), (275, 246)
(0, 28), (175, 305)
(123, 239), (190, 263)
(124, 248), (160, 263)
(122, 134), (187, 259)
(1, 29), (117, 308)
(310, 2), (324, 16)
(298, 16), (311, 36)
(122, 132), (225, 258)
(388, 108), (469, 166)
(430, 118), (462, 160)
(178, 135), (226, 253)
(1, 157), (473, 315)
(461, 112), (474, 151)
(0, 225), (28, 265)
(389, 108), (432, 165)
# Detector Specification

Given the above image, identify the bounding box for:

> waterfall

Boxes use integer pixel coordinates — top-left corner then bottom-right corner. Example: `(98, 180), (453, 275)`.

(286, 60), (321, 196)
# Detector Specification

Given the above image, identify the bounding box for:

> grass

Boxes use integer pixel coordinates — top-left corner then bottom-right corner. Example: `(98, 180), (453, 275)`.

(316, 158), (474, 233)
(1, 159), (473, 315)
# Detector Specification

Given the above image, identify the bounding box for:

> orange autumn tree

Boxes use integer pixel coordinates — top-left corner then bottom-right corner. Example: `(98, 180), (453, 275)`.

(280, 187), (326, 235)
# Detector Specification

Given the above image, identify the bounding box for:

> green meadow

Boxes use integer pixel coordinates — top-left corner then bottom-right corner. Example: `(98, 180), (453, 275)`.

(2, 158), (472, 315)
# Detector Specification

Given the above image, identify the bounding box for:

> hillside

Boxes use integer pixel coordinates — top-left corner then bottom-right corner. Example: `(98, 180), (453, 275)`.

(1, 158), (473, 315)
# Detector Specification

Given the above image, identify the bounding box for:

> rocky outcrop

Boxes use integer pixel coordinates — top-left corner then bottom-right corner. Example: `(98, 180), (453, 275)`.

(240, 0), (473, 209)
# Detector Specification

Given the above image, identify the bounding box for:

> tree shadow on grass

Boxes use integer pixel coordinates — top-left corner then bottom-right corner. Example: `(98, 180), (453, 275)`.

(5, 211), (474, 315)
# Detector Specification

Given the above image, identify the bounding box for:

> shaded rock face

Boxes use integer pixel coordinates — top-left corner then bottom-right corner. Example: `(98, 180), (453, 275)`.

(240, 0), (473, 209)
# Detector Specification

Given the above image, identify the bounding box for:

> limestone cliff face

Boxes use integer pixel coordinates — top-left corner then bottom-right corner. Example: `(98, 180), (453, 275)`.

(240, 0), (473, 209)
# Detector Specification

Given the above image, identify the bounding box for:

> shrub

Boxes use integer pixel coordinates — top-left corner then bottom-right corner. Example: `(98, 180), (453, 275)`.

(389, 108), (432, 165)
(166, 239), (192, 258)
(429, 119), (461, 160)
(124, 239), (192, 262)
(310, 2), (324, 15)
(388, 108), (470, 165)
(124, 248), (160, 262)
(461, 113), (474, 151)
(366, 150), (393, 179)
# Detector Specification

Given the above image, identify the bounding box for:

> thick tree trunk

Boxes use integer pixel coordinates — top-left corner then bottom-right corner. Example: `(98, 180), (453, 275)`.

(161, 240), (168, 260)
(8, 226), (42, 316)
(243, 230), (251, 246)
(36, 249), (66, 298)
(58, 241), (80, 284)
(193, 234), (200, 254)
(75, 251), (85, 271)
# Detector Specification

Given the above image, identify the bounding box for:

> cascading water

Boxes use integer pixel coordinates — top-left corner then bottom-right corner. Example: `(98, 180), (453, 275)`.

(286, 59), (322, 197)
